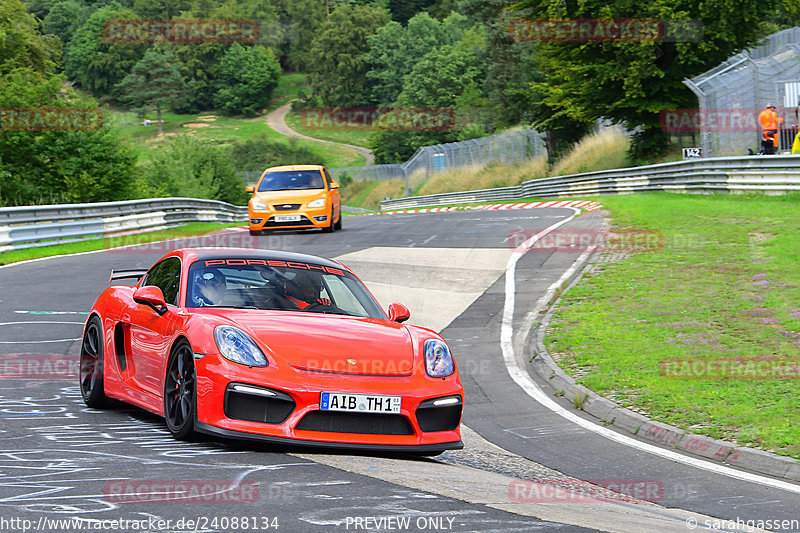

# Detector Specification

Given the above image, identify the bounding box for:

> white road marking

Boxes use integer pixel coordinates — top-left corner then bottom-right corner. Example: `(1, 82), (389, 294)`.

(337, 247), (512, 270)
(501, 209), (800, 495)
(335, 247), (512, 332)
(0, 321), (84, 344)
(14, 311), (88, 315)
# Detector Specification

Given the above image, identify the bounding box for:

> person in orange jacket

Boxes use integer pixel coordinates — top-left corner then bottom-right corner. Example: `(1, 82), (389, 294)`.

(759, 104), (783, 153)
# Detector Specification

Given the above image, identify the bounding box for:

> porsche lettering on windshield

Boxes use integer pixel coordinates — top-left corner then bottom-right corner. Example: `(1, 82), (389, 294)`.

(189, 259), (381, 317)
(204, 258), (345, 275)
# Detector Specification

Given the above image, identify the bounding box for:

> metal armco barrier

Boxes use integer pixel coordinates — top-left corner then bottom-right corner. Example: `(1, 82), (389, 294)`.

(380, 155), (800, 210)
(0, 198), (248, 252)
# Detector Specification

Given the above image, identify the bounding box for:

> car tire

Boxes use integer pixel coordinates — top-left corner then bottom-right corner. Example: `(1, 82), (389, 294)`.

(164, 339), (197, 440)
(79, 315), (107, 408)
(322, 208), (335, 233)
(334, 209), (342, 231)
(249, 229), (260, 237)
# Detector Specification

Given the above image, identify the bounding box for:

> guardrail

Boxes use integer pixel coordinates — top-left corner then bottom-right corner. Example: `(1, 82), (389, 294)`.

(380, 155), (800, 210)
(0, 198), (248, 252)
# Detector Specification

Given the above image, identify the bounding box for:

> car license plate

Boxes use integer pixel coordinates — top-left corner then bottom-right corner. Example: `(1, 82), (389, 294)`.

(274, 215), (301, 222)
(320, 392), (401, 414)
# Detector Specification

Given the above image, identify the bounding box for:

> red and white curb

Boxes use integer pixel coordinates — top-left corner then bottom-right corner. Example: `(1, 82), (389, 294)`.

(365, 200), (603, 216)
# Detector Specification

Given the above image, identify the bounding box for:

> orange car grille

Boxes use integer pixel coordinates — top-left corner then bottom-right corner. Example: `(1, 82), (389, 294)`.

(273, 203), (301, 211)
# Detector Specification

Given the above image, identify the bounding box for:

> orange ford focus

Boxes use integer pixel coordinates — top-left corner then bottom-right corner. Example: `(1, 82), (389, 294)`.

(247, 165), (342, 235)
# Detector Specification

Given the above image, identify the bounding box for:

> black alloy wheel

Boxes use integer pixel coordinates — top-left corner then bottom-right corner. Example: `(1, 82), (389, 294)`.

(164, 340), (197, 440)
(79, 316), (107, 408)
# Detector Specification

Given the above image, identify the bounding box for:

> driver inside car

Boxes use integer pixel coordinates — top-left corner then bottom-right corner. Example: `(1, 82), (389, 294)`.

(191, 268), (227, 307)
(285, 271), (331, 310)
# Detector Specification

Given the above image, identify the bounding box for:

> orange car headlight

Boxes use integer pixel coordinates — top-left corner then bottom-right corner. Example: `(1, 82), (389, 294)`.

(307, 198), (326, 208)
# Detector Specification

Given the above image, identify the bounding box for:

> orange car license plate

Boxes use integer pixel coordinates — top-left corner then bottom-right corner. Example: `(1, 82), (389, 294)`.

(274, 215), (301, 222)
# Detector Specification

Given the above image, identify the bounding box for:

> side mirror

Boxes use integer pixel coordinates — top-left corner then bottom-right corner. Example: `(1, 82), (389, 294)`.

(133, 286), (168, 315)
(387, 303), (410, 323)
(330, 181), (339, 189)
(245, 186), (255, 193)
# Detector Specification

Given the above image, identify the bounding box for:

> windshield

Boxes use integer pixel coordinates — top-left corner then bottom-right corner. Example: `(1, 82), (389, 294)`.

(186, 258), (385, 318)
(257, 170), (325, 192)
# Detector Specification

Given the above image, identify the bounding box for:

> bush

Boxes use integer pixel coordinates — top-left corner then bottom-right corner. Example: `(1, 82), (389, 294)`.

(137, 135), (247, 205)
(214, 44), (281, 116)
(628, 127), (669, 164)
(230, 134), (322, 171)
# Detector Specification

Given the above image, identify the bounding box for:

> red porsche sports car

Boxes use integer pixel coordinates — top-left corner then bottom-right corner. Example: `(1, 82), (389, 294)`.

(79, 248), (463, 454)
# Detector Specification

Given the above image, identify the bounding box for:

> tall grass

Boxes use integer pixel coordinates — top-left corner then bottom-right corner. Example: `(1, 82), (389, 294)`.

(340, 127), (633, 208)
(416, 158), (548, 196)
(340, 179), (407, 211)
(549, 127), (630, 176)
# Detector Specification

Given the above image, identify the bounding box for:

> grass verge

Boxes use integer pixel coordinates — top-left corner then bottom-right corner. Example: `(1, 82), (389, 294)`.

(269, 73), (308, 110)
(109, 109), (365, 168)
(284, 109), (375, 149)
(0, 222), (243, 267)
(545, 193), (800, 458)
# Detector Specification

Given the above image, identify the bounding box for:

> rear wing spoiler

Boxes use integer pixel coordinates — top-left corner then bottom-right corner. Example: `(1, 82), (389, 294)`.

(110, 269), (147, 283)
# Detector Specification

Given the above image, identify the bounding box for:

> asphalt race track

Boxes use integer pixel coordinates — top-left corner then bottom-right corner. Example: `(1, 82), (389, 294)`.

(0, 208), (798, 533)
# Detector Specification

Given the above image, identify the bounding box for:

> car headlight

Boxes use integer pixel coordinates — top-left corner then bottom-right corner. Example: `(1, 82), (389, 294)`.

(251, 201), (268, 210)
(424, 339), (454, 378)
(307, 198), (326, 208)
(213, 326), (268, 367)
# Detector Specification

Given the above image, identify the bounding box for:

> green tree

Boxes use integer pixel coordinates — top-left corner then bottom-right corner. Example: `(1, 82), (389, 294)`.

(1, 0), (60, 76)
(172, 41), (228, 112)
(397, 27), (488, 109)
(284, 0), (327, 71)
(115, 48), (188, 134)
(371, 26), (490, 164)
(460, 0), (592, 163)
(364, 12), (471, 106)
(512, 0), (774, 159)
(132, 0), (193, 19)
(65, 3), (145, 97)
(387, 0), (436, 25)
(213, 43), (281, 116)
(43, 0), (89, 50)
(364, 21), (405, 106)
(0, 69), (136, 205)
(308, 4), (389, 107)
(0, 157), (10, 207)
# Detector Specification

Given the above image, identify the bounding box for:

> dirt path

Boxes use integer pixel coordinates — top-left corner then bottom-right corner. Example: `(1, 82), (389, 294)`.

(266, 102), (375, 166)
